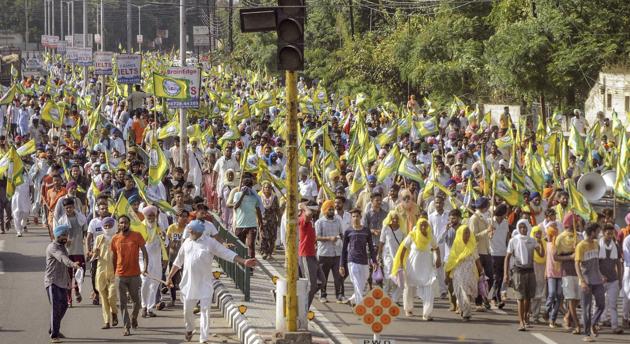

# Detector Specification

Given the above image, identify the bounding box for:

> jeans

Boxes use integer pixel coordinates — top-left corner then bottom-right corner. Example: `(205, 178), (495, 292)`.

(46, 285), (69, 339)
(581, 283), (605, 336)
(117, 275), (142, 329)
(318, 256), (343, 299)
(546, 277), (563, 322)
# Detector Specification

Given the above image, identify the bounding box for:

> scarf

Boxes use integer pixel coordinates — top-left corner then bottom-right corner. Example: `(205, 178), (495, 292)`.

(530, 225), (546, 265)
(390, 218), (432, 277)
(555, 231), (577, 255)
(512, 219), (533, 265)
(598, 238), (618, 259)
(445, 225), (477, 276)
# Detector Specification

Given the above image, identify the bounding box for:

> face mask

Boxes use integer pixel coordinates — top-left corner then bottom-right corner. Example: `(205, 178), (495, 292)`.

(57, 238), (68, 245)
(103, 226), (116, 238)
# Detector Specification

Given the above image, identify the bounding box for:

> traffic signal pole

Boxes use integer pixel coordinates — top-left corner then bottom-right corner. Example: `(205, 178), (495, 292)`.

(284, 69), (299, 333)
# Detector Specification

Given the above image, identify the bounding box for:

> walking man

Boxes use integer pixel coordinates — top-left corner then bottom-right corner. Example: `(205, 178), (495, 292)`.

(166, 220), (256, 343)
(110, 215), (148, 336)
(576, 223), (606, 342)
(45, 224), (81, 343)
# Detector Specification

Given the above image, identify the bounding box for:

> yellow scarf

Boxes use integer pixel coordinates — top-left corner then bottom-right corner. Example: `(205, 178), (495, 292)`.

(555, 230), (576, 255)
(390, 218), (432, 277)
(445, 225), (477, 277)
(530, 225), (546, 264)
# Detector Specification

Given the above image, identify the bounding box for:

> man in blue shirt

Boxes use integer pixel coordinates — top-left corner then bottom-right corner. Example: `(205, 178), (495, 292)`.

(232, 174), (263, 261)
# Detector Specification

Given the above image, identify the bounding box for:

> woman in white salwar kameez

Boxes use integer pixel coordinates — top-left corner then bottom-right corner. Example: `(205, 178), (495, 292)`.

(445, 225), (483, 322)
(392, 218), (440, 320)
(166, 220), (256, 343)
(12, 171), (31, 237)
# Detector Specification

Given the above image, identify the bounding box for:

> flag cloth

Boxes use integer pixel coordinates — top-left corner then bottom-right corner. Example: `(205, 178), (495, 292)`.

(495, 130), (513, 150)
(148, 134), (168, 185)
(157, 117), (180, 139)
(0, 147), (24, 197)
(568, 124), (585, 156)
(41, 100), (64, 127)
(217, 126), (241, 147)
(376, 145), (401, 183)
(16, 139), (36, 157)
(564, 179), (597, 221)
(415, 117), (439, 137)
(153, 73), (189, 99)
(614, 132), (630, 200)
(349, 160), (368, 195)
(493, 173), (522, 206)
(113, 193), (146, 233)
(397, 155), (424, 184)
(0, 85), (16, 106)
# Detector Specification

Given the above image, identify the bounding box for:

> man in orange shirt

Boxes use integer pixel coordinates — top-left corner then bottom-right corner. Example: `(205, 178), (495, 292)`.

(44, 174), (67, 240)
(130, 112), (146, 146)
(110, 215), (148, 336)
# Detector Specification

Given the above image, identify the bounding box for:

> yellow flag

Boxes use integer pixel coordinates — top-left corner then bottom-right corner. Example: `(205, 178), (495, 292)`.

(376, 145), (401, 183)
(157, 117), (180, 139)
(350, 160), (367, 195)
(153, 73), (189, 99)
(0, 85), (16, 106)
(564, 179), (597, 221)
(0, 147), (24, 197)
(16, 139), (36, 157)
(614, 132), (630, 200)
(148, 134), (168, 185)
(41, 100), (64, 127)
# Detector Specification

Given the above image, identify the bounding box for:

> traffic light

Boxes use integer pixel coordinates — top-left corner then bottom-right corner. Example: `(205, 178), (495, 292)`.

(276, 0), (305, 71)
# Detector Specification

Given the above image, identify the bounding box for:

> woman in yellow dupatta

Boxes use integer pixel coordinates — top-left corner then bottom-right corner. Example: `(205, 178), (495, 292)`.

(445, 225), (484, 321)
(391, 218), (439, 319)
(530, 225), (547, 324)
(393, 189), (420, 235)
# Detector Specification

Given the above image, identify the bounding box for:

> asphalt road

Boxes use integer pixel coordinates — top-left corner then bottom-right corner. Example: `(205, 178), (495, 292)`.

(0, 225), (239, 344)
(261, 249), (630, 344)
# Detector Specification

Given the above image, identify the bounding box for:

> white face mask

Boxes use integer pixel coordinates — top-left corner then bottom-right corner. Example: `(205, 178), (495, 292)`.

(103, 225), (116, 238)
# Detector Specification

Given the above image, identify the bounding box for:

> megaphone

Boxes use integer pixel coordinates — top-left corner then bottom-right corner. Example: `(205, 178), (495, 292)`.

(601, 170), (616, 192)
(577, 172), (606, 202)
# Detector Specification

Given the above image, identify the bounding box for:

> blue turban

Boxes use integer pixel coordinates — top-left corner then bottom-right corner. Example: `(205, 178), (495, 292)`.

(53, 224), (71, 238)
(367, 175), (377, 183)
(189, 220), (205, 234)
(128, 194), (140, 204)
(474, 197), (489, 209)
(102, 217), (116, 227)
(445, 179), (457, 187)
(529, 191), (541, 201)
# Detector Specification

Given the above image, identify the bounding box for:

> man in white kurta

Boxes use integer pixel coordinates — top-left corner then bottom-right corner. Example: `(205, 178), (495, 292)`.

(137, 206), (167, 317)
(12, 171), (31, 237)
(167, 220), (256, 343)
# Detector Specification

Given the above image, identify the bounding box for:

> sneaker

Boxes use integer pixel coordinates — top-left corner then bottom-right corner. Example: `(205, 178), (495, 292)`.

(319, 296), (328, 304)
(582, 336), (594, 342)
(16, 233), (22, 237)
(336, 296), (348, 304)
(50, 338), (62, 343)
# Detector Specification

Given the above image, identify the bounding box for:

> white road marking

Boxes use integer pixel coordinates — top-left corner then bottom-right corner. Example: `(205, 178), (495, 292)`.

(258, 259), (353, 344)
(0, 240), (5, 274)
(531, 332), (559, 344)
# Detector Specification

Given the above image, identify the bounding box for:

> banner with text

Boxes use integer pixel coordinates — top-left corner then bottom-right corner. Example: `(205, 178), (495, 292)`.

(165, 67), (200, 109)
(94, 52), (114, 75)
(116, 54), (142, 84)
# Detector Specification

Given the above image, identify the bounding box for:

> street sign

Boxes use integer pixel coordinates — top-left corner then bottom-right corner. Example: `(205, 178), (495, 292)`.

(93, 51), (114, 75)
(94, 34), (101, 44)
(193, 35), (210, 46)
(165, 67), (200, 109)
(73, 34), (93, 48)
(56, 41), (68, 55)
(65, 48), (79, 64)
(116, 54), (142, 84)
(137, 35), (143, 44)
(76, 48), (93, 66)
(193, 26), (209, 35)
(22, 51), (44, 77)
(65, 35), (74, 47)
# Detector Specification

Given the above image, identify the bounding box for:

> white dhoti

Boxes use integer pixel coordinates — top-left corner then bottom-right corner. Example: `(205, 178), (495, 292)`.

(140, 240), (162, 312)
(12, 179), (31, 235)
(623, 266), (630, 321)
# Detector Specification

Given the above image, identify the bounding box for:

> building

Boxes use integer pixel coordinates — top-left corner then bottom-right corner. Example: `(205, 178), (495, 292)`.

(584, 71), (630, 125)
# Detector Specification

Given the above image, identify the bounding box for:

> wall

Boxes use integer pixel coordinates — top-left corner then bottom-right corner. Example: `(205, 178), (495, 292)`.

(584, 72), (630, 125)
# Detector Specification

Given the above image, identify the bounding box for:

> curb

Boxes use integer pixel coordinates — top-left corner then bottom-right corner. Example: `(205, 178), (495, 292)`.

(213, 279), (265, 344)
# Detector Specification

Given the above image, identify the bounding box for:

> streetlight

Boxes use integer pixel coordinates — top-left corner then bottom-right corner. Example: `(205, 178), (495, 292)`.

(130, 3), (154, 52)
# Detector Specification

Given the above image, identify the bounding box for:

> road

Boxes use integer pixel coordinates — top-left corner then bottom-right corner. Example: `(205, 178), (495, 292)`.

(262, 248), (630, 344)
(0, 225), (239, 344)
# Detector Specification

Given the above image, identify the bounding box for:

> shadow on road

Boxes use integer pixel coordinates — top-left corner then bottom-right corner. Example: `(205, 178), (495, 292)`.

(0, 251), (44, 272)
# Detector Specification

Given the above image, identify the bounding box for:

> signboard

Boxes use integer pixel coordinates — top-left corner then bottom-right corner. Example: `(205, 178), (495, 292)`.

(65, 35), (74, 47)
(22, 51), (44, 77)
(116, 54), (142, 84)
(93, 51), (114, 75)
(193, 26), (209, 35)
(76, 48), (93, 66)
(166, 67), (201, 109)
(193, 35), (210, 46)
(73, 33), (93, 48)
(65, 48), (80, 64)
(136, 34), (143, 44)
(56, 41), (68, 55)
(41, 35), (60, 49)
(94, 34), (101, 44)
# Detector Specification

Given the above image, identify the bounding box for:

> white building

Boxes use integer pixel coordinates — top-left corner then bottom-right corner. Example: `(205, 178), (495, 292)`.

(584, 71), (630, 125)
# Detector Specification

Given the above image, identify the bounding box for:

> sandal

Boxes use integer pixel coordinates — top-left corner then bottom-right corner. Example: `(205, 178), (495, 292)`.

(518, 326), (527, 332)
(185, 331), (193, 342)
(572, 328), (581, 335)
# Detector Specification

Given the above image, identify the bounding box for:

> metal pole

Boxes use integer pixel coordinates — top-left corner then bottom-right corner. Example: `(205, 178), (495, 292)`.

(44, 0), (47, 37)
(126, 0), (132, 51)
(284, 70), (298, 332)
(179, 0), (186, 167)
(228, 0), (233, 52)
(60, 1), (64, 40)
(67, 1), (70, 38)
(25, 0), (29, 44)
(100, 0), (103, 51)
(82, 0), (87, 88)
(138, 6), (141, 53)
(95, 3), (99, 48)
(71, 0), (75, 38)
(52, 0), (55, 37)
